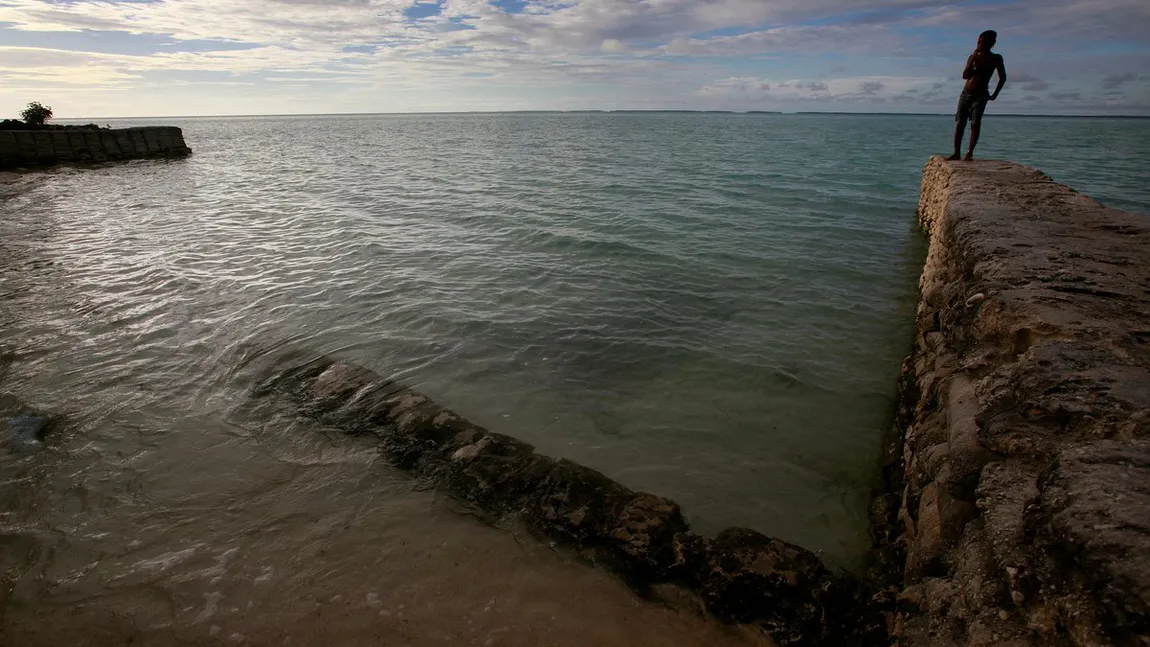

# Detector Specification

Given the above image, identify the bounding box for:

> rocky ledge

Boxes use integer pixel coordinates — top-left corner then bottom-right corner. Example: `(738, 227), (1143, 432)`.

(873, 157), (1150, 646)
(0, 126), (191, 169)
(252, 360), (887, 647)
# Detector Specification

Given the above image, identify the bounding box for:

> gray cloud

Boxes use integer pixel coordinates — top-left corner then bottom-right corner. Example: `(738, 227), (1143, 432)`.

(661, 23), (905, 57)
(1010, 73), (1049, 92)
(1101, 72), (1135, 89)
(859, 80), (884, 95)
(698, 76), (772, 96)
(801, 81), (829, 91)
(909, 0), (1150, 47)
(1049, 91), (1082, 101)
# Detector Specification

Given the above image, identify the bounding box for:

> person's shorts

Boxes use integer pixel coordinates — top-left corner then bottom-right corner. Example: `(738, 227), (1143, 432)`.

(955, 92), (989, 126)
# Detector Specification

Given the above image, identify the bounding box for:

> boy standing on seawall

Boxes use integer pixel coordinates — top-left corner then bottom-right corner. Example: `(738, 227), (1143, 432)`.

(950, 30), (1007, 161)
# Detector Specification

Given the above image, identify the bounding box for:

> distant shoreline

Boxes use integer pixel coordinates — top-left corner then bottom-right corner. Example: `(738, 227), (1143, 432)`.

(57, 111), (1150, 121)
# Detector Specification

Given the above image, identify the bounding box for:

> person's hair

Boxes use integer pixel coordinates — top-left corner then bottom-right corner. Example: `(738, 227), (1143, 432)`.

(979, 30), (997, 45)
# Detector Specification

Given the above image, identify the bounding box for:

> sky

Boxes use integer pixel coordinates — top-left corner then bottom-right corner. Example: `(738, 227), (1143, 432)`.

(0, 0), (1148, 117)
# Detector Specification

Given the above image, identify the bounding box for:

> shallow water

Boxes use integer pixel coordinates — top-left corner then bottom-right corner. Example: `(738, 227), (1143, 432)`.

(1, 114), (1147, 640)
(0, 343), (765, 646)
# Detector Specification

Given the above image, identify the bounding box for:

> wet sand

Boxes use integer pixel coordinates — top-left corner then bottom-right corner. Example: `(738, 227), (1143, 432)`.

(0, 418), (767, 647)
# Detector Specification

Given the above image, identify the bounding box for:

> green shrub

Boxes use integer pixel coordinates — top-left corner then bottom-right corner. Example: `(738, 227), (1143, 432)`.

(20, 102), (53, 127)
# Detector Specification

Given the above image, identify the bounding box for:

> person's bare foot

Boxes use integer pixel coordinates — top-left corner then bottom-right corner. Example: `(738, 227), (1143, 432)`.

(947, 153), (961, 160)
(964, 152), (974, 161)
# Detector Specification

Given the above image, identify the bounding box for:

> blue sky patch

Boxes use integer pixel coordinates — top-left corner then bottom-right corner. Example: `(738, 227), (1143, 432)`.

(404, 1), (443, 20)
(491, 0), (529, 15)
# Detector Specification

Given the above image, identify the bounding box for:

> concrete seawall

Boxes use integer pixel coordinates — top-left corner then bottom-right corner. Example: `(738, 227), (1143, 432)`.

(874, 157), (1149, 646)
(0, 126), (191, 169)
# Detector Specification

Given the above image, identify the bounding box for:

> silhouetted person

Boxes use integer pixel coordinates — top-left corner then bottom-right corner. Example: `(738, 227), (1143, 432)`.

(950, 30), (1007, 161)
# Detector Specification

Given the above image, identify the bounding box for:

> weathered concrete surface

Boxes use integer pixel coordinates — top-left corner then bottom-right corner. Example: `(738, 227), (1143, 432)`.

(253, 360), (887, 647)
(0, 126), (191, 169)
(874, 156), (1150, 646)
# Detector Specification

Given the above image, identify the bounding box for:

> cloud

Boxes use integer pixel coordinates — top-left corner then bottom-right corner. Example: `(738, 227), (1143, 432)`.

(1010, 73), (1050, 92)
(1101, 72), (1136, 90)
(1049, 91), (1082, 102)
(0, 0), (1147, 116)
(698, 76), (772, 96)
(661, 22), (918, 58)
(909, 0), (1150, 45)
(697, 74), (933, 108)
(0, 0), (957, 60)
(600, 39), (629, 54)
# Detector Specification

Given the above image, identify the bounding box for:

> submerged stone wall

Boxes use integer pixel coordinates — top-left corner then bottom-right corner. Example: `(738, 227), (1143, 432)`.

(253, 359), (888, 647)
(0, 127), (191, 169)
(874, 157), (1150, 646)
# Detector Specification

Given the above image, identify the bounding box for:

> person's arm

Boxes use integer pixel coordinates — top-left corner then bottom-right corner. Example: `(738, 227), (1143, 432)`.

(990, 55), (1007, 100)
(962, 53), (976, 79)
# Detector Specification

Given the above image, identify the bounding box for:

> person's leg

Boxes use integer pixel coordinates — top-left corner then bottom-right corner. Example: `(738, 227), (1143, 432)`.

(950, 118), (965, 160)
(964, 98), (988, 161)
(964, 121), (980, 160)
(950, 94), (968, 160)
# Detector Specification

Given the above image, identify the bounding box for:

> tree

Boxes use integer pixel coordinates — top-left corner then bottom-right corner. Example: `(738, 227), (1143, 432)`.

(20, 102), (53, 127)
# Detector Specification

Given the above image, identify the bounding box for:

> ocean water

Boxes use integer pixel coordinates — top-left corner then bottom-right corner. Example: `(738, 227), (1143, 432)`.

(2, 114), (1148, 609)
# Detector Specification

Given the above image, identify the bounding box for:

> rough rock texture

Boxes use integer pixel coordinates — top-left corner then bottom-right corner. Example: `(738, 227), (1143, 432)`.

(252, 360), (887, 647)
(0, 126), (191, 169)
(874, 157), (1150, 646)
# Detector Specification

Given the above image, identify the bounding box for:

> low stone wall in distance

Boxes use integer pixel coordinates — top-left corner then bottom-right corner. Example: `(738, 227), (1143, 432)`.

(873, 157), (1150, 646)
(0, 126), (191, 169)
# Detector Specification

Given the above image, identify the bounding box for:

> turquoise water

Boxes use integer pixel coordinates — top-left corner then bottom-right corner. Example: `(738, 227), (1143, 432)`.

(965, 115), (1150, 214)
(4, 114), (1148, 571)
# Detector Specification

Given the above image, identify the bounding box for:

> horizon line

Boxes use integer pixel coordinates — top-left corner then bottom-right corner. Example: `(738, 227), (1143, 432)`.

(52, 109), (1150, 121)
